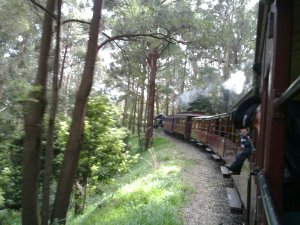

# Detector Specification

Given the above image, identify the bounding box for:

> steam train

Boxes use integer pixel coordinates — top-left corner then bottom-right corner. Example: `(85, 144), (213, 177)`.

(162, 1), (300, 224)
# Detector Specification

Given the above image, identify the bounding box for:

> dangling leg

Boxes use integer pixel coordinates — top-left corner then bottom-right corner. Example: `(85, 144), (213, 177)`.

(227, 148), (252, 174)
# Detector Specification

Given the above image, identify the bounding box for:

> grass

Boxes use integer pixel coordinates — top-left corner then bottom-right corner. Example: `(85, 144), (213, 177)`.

(68, 134), (193, 225)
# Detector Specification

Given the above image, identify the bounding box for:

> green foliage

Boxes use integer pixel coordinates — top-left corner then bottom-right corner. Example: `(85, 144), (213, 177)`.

(0, 209), (21, 225)
(55, 96), (139, 193)
(0, 1), (31, 40)
(187, 94), (223, 114)
(68, 135), (190, 225)
(80, 96), (138, 188)
(0, 136), (23, 209)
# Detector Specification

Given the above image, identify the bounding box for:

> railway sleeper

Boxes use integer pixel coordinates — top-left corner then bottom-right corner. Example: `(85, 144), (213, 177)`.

(226, 187), (244, 214)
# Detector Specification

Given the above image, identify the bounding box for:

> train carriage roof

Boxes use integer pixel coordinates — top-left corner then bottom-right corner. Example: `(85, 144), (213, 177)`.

(192, 115), (219, 120)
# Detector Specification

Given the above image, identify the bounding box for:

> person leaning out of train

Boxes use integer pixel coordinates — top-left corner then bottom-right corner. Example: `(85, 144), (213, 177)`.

(226, 128), (253, 175)
(226, 96), (260, 175)
(230, 96), (300, 210)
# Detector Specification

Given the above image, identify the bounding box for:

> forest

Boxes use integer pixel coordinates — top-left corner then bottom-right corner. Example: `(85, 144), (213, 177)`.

(0, 0), (257, 224)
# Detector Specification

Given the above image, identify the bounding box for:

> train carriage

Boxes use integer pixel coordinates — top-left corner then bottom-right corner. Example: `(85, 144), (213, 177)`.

(162, 116), (174, 134)
(249, 0), (300, 224)
(190, 115), (212, 145)
(162, 1), (300, 224)
(164, 112), (204, 140)
(206, 115), (224, 155)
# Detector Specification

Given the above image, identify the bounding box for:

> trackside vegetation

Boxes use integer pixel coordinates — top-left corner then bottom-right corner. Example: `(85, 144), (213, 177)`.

(0, 96), (138, 224)
(68, 134), (194, 225)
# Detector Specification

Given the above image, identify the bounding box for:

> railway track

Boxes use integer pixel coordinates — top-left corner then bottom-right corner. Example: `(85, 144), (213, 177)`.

(159, 132), (244, 225)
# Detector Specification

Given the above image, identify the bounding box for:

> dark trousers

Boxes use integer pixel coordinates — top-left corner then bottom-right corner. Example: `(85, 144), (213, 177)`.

(229, 148), (252, 173)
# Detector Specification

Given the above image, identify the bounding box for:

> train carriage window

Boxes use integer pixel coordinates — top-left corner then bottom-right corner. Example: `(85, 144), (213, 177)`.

(221, 116), (229, 138)
(199, 120), (203, 130)
(209, 120), (213, 133)
(205, 119), (209, 131)
(219, 118), (224, 137)
(220, 126), (225, 137)
(214, 118), (219, 135)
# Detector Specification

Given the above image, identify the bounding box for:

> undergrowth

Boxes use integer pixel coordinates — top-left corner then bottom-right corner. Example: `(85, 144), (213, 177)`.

(68, 134), (193, 225)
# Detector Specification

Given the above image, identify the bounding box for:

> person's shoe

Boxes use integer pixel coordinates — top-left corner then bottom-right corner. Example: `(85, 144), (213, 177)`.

(228, 170), (240, 175)
(225, 166), (240, 175)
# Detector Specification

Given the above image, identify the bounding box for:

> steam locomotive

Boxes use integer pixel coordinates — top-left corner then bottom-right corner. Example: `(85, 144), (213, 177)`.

(161, 1), (300, 224)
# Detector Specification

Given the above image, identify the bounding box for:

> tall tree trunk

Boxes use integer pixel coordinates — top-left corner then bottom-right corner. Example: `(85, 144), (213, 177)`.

(128, 80), (134, 132)
(191, 60), (198, 80)
(180, 51), (188, 94)
(145, 48), (158, 149)
(51, 1), (103, 223)
(223, 36), (230, 112)
(165, 82), (170, 115)
(122, 77), (130, 127)
(22, 0), (55, 224)
(123, 95), (129, 127)
(137, 62), (146, 147)
(74, 177), (87, 215)
(131, 85), (138, 134)
(155, 94), (159, 115)
(41, 1), (62, 224)
(171, 93), (176, 115)
(143, 68), (149, 134)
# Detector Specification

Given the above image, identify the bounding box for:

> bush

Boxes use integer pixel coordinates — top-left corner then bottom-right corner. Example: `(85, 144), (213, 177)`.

(55, 96), (139, 214)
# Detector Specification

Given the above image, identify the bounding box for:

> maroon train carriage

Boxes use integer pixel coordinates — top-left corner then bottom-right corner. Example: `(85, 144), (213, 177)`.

(221, 113), (240, 166)
(191, 113), (240, 161)
(163, 112), (204, 140)
(248, 1), (300, 224)
(190, 115), (213, 146)
(162, 116), (174, 134)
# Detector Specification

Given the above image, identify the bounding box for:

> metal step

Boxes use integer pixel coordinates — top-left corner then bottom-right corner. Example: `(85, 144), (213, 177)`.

(205, 147), (213, 153)
(220, 166), (231, 178)
(212, 153), (221, 161)
(226, 187), (243, 214)
(196, 142), (204, 146)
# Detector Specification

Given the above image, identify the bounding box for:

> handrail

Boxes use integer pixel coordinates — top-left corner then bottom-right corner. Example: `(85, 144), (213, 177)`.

(274, 76), (300, 107)
(257, 172), (281, 225)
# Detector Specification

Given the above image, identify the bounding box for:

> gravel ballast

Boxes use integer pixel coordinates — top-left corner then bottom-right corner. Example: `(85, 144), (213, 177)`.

(161, 133), (244, 225)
